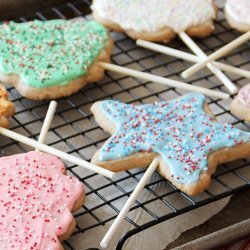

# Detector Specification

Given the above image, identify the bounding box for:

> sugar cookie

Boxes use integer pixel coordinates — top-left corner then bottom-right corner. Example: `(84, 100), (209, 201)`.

(225, 0), (250, 32)
(0, 151), (84, 249)
(231, 84), (250, 122)
(0, 20), (113, 100)
(0, 84), (15, 127)
(91, 0), (217, 42)
(91, 93), (250, 195)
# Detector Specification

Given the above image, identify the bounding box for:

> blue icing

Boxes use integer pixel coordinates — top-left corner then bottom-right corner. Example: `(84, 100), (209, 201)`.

(98, 93), (250, 184)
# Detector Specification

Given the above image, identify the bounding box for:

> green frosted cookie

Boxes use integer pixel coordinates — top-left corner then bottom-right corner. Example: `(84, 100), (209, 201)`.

(0, 19), (112, 100)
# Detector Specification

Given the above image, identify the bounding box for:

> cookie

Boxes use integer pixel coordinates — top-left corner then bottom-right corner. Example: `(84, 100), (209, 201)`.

(91, 93), (250, 195)
(0, 151), (84, 249)
(225, 0), (250, 32)
(230, 84), (250, 122)
(0, 84), (15, 127)
(0, 20), (113, 100)
(91, 0), (217, 42)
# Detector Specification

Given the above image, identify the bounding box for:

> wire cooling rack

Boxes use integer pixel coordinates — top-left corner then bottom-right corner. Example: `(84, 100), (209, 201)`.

(0, 0), (249, 249)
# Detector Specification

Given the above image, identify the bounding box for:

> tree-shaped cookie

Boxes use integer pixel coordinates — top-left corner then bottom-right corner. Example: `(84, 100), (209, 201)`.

(91, 93), (250, 195)
(0, 20), (113, 100)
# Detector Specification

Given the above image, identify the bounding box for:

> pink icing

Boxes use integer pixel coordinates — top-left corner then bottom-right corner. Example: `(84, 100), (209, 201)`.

(0, 151), (83, 249)
(238, 84), (250, 107)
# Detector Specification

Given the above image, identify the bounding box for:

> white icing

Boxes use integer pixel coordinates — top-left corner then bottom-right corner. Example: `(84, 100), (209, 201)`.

(226, 0), (250, 31)
(91, 0), (216, 33)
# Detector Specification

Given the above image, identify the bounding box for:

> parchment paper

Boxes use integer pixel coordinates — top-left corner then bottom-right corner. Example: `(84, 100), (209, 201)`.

(66, 171), (230, 250)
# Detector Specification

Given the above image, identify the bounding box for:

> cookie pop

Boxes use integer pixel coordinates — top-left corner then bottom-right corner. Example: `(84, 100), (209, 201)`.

(91, 93), (250, 193)
(90, 93), (250, 247)
(0, 101), (85, 249)
(0, 19), (113, 100)
(91, 0), (216, 42)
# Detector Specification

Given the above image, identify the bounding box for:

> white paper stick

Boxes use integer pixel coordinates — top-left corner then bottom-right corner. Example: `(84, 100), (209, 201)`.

(37, 101), (57, 146)
(137, 39), (250, 79)
(100, 156), (161, 248)
(179, 32), (238, 94)
(182, 31), (250, 80)
(100, 62), (229, 100)
(0, 127), (115, 179)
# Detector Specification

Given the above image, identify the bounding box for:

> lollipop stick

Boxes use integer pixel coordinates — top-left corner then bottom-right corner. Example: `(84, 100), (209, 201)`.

(100, 62), (229, 100)
(0, 127), (115, 179)
(182, 31), (250, 80)
(37, 101), (57, 147)
(179, 32), (238, 94)
(100, 156), (161, 248)
(136, 39), (250, 79)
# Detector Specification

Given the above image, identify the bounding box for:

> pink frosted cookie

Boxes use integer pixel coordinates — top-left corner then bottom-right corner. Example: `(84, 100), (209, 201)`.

(225, 0), (250, 32)
(0, 151), (84, 249)
(231, 84), (250, 122)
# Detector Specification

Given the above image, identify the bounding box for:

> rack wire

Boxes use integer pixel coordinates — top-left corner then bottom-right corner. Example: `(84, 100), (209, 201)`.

(0, 0), (249, 249)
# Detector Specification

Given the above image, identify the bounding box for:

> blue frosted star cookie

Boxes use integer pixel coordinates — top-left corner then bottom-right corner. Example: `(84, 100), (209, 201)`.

(91, 93), (250, 195)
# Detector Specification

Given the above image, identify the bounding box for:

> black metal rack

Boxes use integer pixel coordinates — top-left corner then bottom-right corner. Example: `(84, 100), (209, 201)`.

(0, 0), (249, 249)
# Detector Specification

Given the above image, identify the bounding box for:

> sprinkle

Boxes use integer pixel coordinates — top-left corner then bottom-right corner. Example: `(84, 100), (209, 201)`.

(0, 20), (107, 88)
(0, 151), (83, 248)
(98, 93), (250, 184)
(91, 0), (216, 33)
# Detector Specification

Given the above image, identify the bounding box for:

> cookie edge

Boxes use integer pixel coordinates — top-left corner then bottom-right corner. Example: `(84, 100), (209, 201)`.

(92, 1), (217, 42)
(90, 100), (250, 195)
(0, 31), (113, 100)
(0, 84), (15, 127)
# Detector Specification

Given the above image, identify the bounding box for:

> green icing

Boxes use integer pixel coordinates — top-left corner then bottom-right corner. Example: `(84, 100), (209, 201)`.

(0, 20), (108, 88)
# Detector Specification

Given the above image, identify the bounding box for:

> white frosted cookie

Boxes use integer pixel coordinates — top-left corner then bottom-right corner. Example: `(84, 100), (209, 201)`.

(231, 84), (250, 122)
(91, 0), (217, 42)
(225, 0), (250, 32)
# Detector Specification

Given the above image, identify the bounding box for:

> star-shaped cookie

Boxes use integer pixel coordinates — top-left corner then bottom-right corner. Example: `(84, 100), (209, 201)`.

(91, 93), (250, 195)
